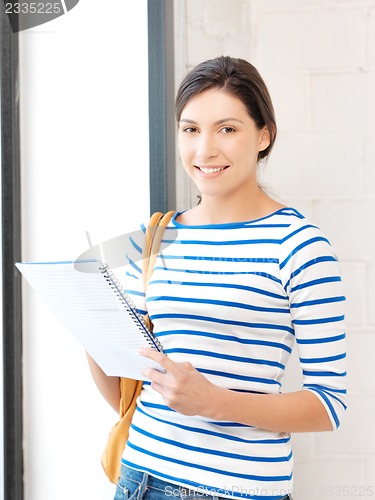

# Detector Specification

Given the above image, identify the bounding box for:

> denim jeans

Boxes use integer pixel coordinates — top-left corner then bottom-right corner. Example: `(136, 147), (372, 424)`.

(114, 464), (291, 500)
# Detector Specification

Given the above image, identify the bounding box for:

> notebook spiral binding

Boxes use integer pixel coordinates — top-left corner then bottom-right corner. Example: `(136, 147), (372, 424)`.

(99, 264), (163, 352)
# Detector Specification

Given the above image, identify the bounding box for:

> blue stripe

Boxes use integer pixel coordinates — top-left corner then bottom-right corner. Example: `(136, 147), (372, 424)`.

(147, 295), (289, 315)
(164, 348), (285, 369)
(290, 276), (341, 293)
(129, 235), (142, 254)
(302, 370), (346, 377)
(198, 368), (281, 386)
(142, 401), (175, 412)
(171, 206), (300, 226)
(292, 315), (345, 325)
(124, 443), (292, 482)
(329, 393), (347, 410)
(163, 239), (281, 246)
(125, 271), (138, 280)
(307, 388), (340, 428)
(127, 258), (142, 275)
(157, 330), (293, 353)
(136, 405), (290, 445)
(283, 255), (338, 291)
(290, 296), (345, 308)
(125, 289), (145, 297)
(300, 353), (346, 364)
(153, 267), (281, 280)
(131, 423), (292, 463)
(303, 383), (347, 395)
(207, 421), (251, 427)
(287, 208), (304, 218)
(136, 308), (147, 316)
(160, 255), (279, 262)
(280, 224), (318, 244)
(149, 279), (288, 301)
(248, 223), (291, 228)
(151, 313), (295, 335)
(279, 236), (331, 270)
(304, 385), (347, 409)
(296, 333), (345, 345)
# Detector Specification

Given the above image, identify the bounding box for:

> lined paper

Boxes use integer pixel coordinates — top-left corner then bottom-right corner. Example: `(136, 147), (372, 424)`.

(16, 260), (163, 379)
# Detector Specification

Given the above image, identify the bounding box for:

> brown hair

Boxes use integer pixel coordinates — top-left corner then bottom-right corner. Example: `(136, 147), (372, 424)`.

(175, 56), (277, 160)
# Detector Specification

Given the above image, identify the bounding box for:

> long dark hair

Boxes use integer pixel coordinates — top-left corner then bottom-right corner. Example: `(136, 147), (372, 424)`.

(175, 56), (277, 161)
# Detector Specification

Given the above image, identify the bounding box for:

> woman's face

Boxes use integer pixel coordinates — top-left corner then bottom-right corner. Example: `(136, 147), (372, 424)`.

(178, 88), (270, 202)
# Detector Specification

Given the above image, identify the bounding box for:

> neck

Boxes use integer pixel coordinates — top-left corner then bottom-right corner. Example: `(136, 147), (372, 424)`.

(196, 186), (281, 225)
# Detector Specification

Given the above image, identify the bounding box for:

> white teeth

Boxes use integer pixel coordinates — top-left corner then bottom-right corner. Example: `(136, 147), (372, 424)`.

(198, 166), (226, 174)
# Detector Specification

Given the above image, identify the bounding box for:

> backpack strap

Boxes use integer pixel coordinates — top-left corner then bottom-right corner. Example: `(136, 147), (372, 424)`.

(142, 210), (176, 294)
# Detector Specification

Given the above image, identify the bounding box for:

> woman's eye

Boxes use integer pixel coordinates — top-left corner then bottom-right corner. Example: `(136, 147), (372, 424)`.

(221, 126), (235, 134)
(183, 127), (198, 133)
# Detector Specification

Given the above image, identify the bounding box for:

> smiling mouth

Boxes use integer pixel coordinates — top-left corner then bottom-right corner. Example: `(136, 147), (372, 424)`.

(195, 165), (229, 174)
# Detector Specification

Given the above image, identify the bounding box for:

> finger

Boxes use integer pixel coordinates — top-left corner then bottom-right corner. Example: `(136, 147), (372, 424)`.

(139, 347), (173, 371)
(142, 366), (167, 385)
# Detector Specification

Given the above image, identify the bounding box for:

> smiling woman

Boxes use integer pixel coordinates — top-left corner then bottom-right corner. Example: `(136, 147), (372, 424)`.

(175, 58), (281, 225)
(88, 56), (347, 500)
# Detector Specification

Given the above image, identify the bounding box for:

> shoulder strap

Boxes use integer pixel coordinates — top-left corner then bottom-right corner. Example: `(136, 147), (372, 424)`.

(142, 210), (175, 292)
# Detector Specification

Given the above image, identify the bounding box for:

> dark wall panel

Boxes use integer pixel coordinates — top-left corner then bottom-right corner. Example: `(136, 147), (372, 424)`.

(1, 3), (23, 500)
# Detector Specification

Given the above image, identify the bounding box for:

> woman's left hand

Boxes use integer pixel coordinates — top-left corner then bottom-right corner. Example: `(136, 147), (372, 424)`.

(140, 347), (217, 416)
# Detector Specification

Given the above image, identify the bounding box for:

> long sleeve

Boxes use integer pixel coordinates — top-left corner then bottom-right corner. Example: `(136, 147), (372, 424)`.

(279, 220), (347, 429)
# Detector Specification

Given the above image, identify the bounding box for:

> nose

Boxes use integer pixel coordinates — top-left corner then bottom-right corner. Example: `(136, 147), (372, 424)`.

(195, 132), (219, 160)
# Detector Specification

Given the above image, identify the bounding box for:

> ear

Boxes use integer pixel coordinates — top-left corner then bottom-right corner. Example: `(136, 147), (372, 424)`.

(258, 126), (271, 152)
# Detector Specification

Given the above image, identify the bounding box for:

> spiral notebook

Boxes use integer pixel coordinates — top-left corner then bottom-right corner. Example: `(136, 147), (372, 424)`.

(15, 259), (164, 379)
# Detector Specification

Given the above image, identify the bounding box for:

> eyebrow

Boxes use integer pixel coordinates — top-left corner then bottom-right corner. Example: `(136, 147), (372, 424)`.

(179, 118), (244, 125)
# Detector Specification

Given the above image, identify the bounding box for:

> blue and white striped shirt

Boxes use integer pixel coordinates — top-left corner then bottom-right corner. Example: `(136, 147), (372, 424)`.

(121, 207), (347, 500)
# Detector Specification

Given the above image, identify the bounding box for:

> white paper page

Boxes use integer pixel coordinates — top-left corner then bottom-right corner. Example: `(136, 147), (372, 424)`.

(16, 260), (163, 379)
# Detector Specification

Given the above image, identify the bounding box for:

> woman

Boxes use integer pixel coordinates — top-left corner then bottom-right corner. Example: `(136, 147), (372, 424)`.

(88, 56), (347, 500)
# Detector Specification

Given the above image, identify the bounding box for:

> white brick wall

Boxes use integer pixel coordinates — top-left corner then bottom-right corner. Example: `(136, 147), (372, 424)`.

(256, 8), (365, 71)
(174, 0), (375, 497)
(311, 72), (375, 133)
